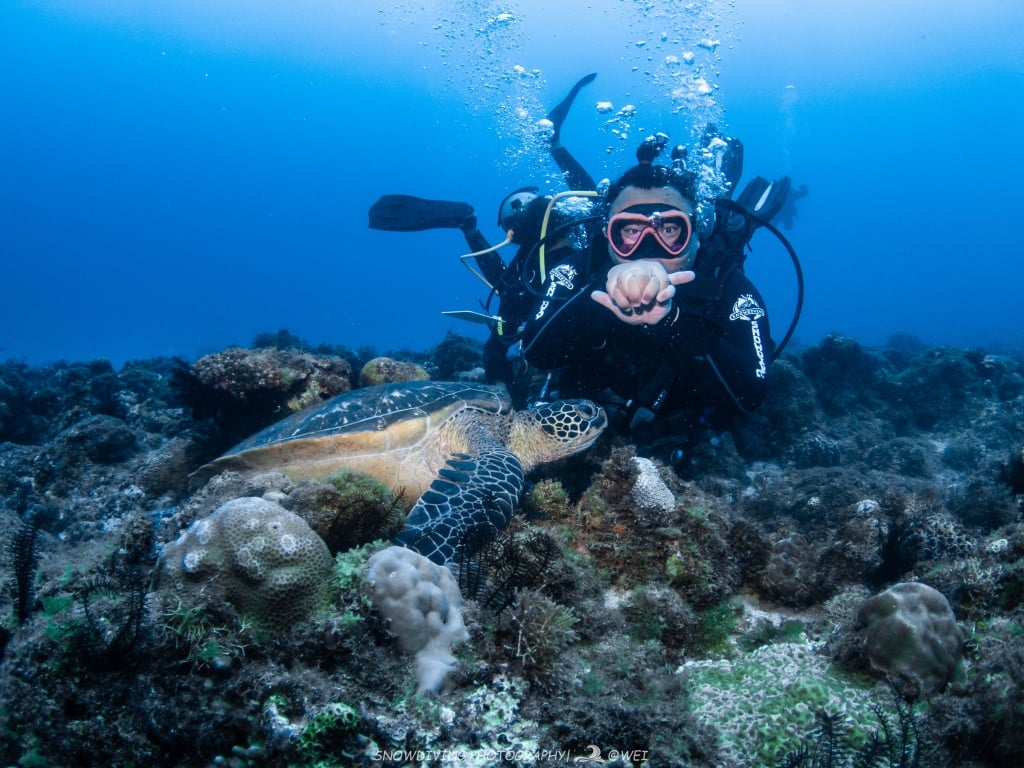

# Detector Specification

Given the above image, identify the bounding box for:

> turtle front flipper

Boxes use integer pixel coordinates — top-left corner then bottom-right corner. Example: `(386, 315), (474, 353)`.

(393, 446), (524, 568)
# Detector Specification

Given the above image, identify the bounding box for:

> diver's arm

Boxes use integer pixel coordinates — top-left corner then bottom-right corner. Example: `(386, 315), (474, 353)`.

(460, 217), (491, 253)
(457, 215), (513, 289)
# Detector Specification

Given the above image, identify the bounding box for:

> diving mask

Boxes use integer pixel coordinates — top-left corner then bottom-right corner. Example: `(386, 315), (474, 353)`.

(497, 186), (540, 231)
(606, 208), (693, 259)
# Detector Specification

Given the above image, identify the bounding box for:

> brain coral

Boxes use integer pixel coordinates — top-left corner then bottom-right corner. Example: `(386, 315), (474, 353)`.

(161, 496), (335, 634)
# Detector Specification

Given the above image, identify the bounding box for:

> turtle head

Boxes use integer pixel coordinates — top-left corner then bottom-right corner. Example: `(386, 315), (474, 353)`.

(510, 399), (607, 472)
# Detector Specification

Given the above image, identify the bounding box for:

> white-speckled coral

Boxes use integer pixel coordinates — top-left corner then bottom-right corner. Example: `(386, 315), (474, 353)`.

(630, 456), (676, 517)
(160, 496), (335, 634)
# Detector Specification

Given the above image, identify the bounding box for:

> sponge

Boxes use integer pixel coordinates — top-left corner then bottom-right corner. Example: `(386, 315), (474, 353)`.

(365, 545), (469, 693)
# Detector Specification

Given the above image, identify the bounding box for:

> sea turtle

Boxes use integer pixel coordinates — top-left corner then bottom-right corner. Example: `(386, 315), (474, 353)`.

(198, 381), (606, 566)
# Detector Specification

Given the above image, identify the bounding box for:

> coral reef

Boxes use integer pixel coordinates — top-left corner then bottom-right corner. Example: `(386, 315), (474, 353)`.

(0, 337), (1022, 767)
(191, 346), (353, 410)
(428, 330), (484, 380)
(684, 637), (882, 767)
(178, 346), (353, 453)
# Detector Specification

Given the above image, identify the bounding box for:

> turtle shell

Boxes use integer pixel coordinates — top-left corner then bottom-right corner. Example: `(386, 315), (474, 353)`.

(199, 381), (512, 500)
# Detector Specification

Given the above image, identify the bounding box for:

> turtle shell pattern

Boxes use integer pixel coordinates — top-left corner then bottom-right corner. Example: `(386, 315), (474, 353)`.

(205, 381), (512, 500)
(205, 381), (532, 566)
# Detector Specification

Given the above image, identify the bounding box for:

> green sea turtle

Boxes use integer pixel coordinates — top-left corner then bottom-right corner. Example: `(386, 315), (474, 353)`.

(198, 381), (606, 565)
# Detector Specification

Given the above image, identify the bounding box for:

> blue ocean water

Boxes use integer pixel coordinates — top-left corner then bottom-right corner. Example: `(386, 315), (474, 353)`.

(2, 0), (1022, 367)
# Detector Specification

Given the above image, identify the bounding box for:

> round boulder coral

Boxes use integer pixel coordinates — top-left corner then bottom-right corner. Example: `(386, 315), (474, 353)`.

(857, 582), (964, 697)
(160, 496), (335, 634)
(357, 357), (429, 387)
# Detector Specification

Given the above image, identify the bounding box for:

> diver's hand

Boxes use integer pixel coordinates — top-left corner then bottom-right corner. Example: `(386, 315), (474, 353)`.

(591, 262), (695, 325)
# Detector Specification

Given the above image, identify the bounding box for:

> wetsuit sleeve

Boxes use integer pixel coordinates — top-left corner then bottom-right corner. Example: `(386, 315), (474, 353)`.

(462, 227), (491, 254)
(519, 257), (608, 369)
(652, 272), (774, 414)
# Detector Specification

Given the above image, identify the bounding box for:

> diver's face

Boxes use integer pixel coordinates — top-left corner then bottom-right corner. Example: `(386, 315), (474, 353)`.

(606, 185), (698, 271)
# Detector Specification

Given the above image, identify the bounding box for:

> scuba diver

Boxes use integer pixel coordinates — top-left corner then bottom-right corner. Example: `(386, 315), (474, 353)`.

(368, 73), (602, 401)
(519, 133), (794, 433)
(369, 75), (803, 434)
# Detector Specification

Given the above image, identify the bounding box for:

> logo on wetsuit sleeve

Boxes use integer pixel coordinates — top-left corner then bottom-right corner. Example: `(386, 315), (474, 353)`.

(729, 294), (768, 379)
(729, 294), (765, 322)
(549, 264), (577, 291)
(533, 264), (578, 321)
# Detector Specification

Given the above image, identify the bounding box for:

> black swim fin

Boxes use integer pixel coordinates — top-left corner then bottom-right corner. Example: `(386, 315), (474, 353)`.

(368, 194), (475, 232)
(735, 176), (792, 225)
(548, 72), (597, 144)
(705, 175), (793, 272)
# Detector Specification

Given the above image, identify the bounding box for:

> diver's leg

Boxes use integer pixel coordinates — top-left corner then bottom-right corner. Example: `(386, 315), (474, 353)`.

(547, 73), (598, 189)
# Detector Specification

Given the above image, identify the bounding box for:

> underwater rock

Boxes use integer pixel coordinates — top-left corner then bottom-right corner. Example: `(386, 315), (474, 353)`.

(621, 583), (697, 651)
(736, 358), (828, 459)
(428, 330), (484, 380)
(760, 534), (819, 607)
(53, 413), (137, 464)
(857, 581), (965, 697)
(801, 334), (892, 418)
(190, 346), (352, 412)
(789, 432), (841, 469)
(892, 347), (1008, 430)
(177, 347), (353, 453)
(863, 436), (931, 477)
(134, 435), (197, 499)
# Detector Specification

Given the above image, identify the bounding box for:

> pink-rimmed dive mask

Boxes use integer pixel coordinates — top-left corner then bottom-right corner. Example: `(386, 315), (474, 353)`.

(606, 207), (693, 259)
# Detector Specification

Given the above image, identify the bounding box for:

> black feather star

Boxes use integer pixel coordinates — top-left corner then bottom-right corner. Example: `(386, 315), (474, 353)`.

(9, 517), (40, 625)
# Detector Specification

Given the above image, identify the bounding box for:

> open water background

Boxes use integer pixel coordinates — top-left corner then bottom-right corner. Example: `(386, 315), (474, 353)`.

(2, 0), (1022, 366)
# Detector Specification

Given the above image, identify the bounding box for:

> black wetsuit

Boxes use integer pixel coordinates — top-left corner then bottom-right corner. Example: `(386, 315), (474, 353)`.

(519, 243), (774, 427)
